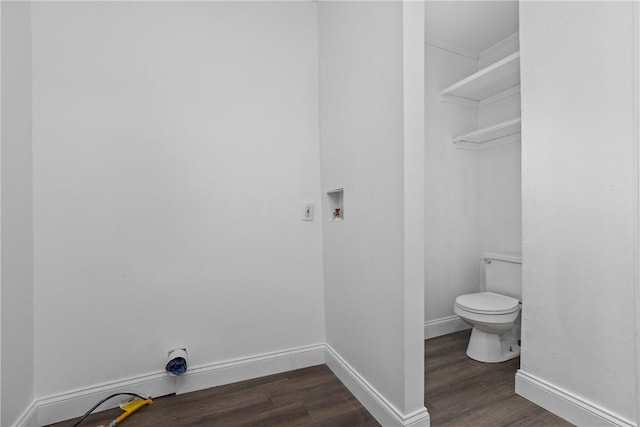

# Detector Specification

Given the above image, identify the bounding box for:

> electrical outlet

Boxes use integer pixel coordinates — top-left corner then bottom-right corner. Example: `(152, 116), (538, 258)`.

(302, 203), (314, 221)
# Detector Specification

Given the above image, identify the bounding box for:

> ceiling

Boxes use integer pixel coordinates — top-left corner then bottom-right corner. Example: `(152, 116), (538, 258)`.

(425, 1), (519, 54)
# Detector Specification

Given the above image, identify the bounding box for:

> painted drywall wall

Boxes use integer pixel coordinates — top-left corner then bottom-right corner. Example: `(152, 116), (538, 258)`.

(31, 1), (325, 398)
(477, 39), (522, 258)
(478, 89), (521, 257)
(519, 1), (637, 423)
(478, 141), (521, 256)
(318, 2), (426, 420)
(318, 0), (404, 407)
(0, 0), (2, 416)
(401, 1), (427, 417)
(424, 31), (522, 330)
(424, 43), (481, 323)
(1, 2), (34, 425)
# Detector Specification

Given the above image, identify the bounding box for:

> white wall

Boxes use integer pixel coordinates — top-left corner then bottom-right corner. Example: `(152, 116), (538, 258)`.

(424, 30), (522, 333)
(318, 1), (426, 422)
(1, 2), (34, 425)
(478, 142), (521, 256)
(424, 44), (481, 323)
(402, 2), (427, 417)
(31, 1), (325, 399)
(478, 88), (521, 257)
(518, 1), (638, 424)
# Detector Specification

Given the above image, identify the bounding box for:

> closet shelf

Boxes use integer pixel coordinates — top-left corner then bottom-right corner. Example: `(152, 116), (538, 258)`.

(440, 51), (520, 105)
(453, 117), (521, 150)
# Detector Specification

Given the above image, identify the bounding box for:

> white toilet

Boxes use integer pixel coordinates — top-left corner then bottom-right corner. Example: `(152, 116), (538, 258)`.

(454, 254), (522, 363)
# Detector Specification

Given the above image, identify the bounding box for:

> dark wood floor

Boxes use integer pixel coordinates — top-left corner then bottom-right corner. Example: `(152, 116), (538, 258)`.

(425, 330), (573, 427)
(47, 365), (379, 427)
(49, 330), (573, 427)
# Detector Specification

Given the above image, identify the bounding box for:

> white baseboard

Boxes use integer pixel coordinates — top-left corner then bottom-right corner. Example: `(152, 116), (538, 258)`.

(324, 344), (430, 427)
(18, 343), (428, 427)
(515, 370), (636, 427)
(424, 315), (470, 339)
(176, 344), (325, 395)
(16, 344), (636, 427)
(24, 343), (325, 427)
(34, 371), (174, 427)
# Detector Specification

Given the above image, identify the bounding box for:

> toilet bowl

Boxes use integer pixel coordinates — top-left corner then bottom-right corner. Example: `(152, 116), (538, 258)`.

(454, 291), (521, 363)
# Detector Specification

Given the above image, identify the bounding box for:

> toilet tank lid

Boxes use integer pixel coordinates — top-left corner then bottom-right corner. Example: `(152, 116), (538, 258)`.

(455, 292), (520, 314)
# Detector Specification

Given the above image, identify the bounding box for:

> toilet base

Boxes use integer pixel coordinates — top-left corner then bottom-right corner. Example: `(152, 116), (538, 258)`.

(466, 327), (520, 363)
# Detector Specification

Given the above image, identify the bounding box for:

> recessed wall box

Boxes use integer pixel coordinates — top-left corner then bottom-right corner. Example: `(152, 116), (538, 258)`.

(326, 188), (344, 222)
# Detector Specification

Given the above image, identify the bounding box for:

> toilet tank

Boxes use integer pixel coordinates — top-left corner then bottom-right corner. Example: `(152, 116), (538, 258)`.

(484, 253), (522, 300)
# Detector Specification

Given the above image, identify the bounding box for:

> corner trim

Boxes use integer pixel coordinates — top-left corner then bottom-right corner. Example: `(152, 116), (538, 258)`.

(424, 315), (470, 339)
(324, 344), (429, 427)
(515, 370), (636, 427)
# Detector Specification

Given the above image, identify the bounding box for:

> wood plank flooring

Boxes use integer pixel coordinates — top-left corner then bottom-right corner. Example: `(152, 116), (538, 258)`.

(425, 330), (573, 427)
(46, 365), (379, 427)
(49, 330), (573, 426)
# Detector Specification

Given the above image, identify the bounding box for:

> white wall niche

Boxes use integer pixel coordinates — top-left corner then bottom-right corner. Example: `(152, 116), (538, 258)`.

(326, 188), (343, 222)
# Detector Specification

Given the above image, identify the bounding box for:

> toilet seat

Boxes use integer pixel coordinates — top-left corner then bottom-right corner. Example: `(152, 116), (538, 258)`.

(455, 292), (519, 315)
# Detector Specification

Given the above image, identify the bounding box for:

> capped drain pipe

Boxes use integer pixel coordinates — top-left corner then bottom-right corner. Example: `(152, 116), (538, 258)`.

(166, 348), (188, 376)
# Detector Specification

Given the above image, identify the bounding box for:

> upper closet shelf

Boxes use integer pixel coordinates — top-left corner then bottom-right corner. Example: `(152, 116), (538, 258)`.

(453, 117), (521, 150)
(440, 51), (520, 106)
